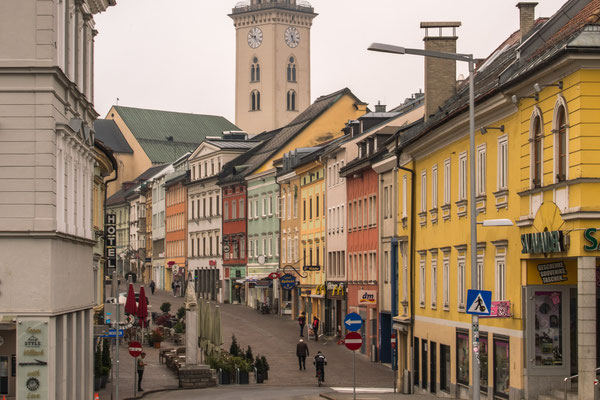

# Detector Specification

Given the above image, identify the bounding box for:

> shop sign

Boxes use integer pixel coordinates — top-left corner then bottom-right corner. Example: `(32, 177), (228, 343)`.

(303, 265), (321, 272)
(583, 228), (600, 251)
(326, 282), (346, 298)
(481, 301), (511, 318)
(280, 274), (297, 290)
(358, 289), (377, 305)
(17, 320), (48, 399)
(521, 230), (566, 254)
(209, 260), (217, 266)
(527, 259), (576, 285)
(105, 213), (117, 270)
(537, 261), (568, 284)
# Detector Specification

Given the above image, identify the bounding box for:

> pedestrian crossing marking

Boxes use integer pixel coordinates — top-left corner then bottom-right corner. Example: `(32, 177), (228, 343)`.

(466, 289), (492, 316)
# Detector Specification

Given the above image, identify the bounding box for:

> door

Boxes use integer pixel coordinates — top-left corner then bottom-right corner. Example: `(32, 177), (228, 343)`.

(0, 356), (8, 395)
(379, 313), (392, 363)
(421, 340), (428, 389)
(430, 341), (437, 393)
(440, 344), (450, 392)
(493, 337), (510, 399)
(414, 337), (419, 387)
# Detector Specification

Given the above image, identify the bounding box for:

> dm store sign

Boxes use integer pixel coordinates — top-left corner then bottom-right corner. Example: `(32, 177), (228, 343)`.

(17, 320), (48, 399)
(358, 290), (377, 305)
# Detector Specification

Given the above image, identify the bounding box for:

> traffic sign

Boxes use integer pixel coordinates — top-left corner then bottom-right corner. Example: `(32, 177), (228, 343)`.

(107, 328), (124, 338)
(344, 312), (362, 332)
(128, 341), (143, 358)
(391, 333), (397, 349)
(268, 272), (281, 280)
(344, 332), (363, 351)
(466, 290), (492, 316)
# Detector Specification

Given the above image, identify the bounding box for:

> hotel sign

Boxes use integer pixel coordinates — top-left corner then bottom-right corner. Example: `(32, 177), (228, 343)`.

(105, 213), (117, 271)
(521, 230), (566, 254)
(303, 265), (321, 272)
(17, 320), (48, 399)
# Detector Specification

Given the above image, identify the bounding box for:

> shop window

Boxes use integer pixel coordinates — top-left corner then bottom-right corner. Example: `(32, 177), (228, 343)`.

(534, 291), (562, 366)
(440, 344), (451, 392)
(494, 337), (510, 398)
(480, 333), (489, 392)
(456, 330), (469, 386)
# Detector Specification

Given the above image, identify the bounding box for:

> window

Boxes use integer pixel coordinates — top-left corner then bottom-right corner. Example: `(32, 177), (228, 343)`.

(251, 57), (260, 82)
(431, 256), (437, 308)
(280, 194), (286, 220)
(316, 195), (319, 218)
(303, 199), (306, 221)
(309, 198), (313, 220)
(457, 256), (465, 309)
(287, 193), (292, 220)
(443, 257), (450, 308)
(555, 103), (568, 182)
(254, 199), (258, 219)
(420, 171), (427, 213)
(384, 186), (389, 218)
(432, 165), (438, 209)
(348, 202), (353, 230)
(287, 90), (296, 111)
(495, 251), (506, 301)
(384, 251), (389, 283)
(275, 234), (279, 256)
(232, 200), (237, 219)
(402, 175), (407, 217)
(497, 136), (508, 190)
(419, 256), (426, 306)
(251, 90), (261, 111)
(476, 144), (486, 196)
(458, 152), (467, 200)
(262, 196), (266, 217)
(268, 194), (273, 216)
(239, 199), (245, 218)
(287, 56), (297, 82)
(363, 198), (367, 227)
(531, 111), (543, 187)
(477, 252), (484, 290)
(443, 159), (451, 205)
(224, 201), (229, 220)
(268, 235), (272, 256)
(456, 331), (470, 385)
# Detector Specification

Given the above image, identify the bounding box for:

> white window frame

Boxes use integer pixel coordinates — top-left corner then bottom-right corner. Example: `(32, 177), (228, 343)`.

(419, 257), (426, 307)
(476, 143), (486, 196)
(432, 165), (438, 209)
(443, 158), (451, 205)
(262, 196), (266, 218)
(497, 135), (508, 191)
(477, 251), (485, 290)
(402, 175), (407, 218)
(268, 194), (273, 216)
(457, 255), (466, 310)
(553, 96), (569, 183)
(458, 151), (468, 200)
(420, 171), (427, 213)
(431, 256), (437, 308)
(495, 250), (506, 301)
(443, 256), (450, 309)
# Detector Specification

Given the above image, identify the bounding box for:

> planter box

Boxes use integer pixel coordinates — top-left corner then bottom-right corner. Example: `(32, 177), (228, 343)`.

(220, 370), (232, 385)
(154, 341), (161, 349)
(239, 371), (249, 384)
(256, 373), (264, 384)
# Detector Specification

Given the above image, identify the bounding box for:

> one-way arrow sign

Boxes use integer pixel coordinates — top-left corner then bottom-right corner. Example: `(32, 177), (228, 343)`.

(344, 312), (363, 332)
(466, 290), (492, 316)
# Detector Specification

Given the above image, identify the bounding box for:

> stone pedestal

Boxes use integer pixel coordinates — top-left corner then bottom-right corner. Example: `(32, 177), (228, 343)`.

(178, 365), (217, 389)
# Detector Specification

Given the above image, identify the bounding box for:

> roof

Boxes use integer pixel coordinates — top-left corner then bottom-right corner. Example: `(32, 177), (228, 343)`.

(399, 0), (598, 150)
(94, 119), (133, 154)
(111, 106), (239, 164)
(205, 139), (260, 150)
(107, 164), (169, 205)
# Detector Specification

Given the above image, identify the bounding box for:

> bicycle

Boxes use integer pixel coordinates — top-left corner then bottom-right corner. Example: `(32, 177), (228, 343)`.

(317, 366), (324, 386)
(318, 333), (328, 345)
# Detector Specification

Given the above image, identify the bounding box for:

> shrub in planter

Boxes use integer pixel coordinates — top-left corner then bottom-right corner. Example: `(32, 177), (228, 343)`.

(229, 334), (241, 357)
(260, 355), (269, 380)
(233, 357), (251, 384)
(176, 306), (186, 320)
(245, 345), (254, 365)
(173, 321), (185, 334)
(254, 355), (267, 383)
(156, 314), (173, 328)
(151, 329), (163, 348)
(94, 342), (102, 390)
(160, 302), (172, 314)
(100, 366), (110, 388)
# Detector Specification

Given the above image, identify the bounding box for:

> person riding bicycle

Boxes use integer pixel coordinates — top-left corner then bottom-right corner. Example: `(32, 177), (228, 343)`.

(313, 350), (327, 382)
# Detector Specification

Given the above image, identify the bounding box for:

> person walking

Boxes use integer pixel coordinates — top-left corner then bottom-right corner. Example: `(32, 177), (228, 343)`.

(171, 281), (176, 297)
(312, 316), (320, 341)
(137, 352), (146, 392)
(298, 311), (306, 337)
(149, 280), (156, 295)
(296, 338), (309, 370)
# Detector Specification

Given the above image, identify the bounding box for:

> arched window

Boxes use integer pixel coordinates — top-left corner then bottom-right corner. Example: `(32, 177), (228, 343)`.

(287, 90), (296, 111)
(251, 90), (261, 111)
(554, 98), (568, 182)
(287, 56), (296, 82)
(530, 109), (544, 188)
(251, 57), (260, 82)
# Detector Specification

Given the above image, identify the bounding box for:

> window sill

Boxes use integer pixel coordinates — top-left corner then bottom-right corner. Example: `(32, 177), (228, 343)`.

(418, 211), (427, 227)
(419, 301), (425, 308)
(455, 200), (468, 218)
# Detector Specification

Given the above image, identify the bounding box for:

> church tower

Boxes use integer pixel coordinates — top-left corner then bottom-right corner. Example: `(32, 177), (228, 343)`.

(229, 0), (317, 134)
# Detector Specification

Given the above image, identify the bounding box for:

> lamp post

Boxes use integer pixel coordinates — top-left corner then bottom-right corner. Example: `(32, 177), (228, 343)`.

(367, 42), (481, 399)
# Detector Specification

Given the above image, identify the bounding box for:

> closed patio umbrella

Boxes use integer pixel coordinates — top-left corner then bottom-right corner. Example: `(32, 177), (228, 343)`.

(125, 283), (137, 316)
(137, 286), (148, 328)
(212, 305), (223, 355)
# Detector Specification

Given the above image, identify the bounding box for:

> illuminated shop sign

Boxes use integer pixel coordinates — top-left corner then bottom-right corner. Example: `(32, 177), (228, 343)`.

(521, 231), (566, 254)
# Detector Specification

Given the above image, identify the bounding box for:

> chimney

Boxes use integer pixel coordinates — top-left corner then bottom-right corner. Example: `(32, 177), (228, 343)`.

(517, 2), (538, 40)
(374, 101), (387, 113)
(421, 21), (461, 121)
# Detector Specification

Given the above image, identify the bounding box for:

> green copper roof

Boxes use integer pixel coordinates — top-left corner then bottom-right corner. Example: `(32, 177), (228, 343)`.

(113, 106), (239, 164)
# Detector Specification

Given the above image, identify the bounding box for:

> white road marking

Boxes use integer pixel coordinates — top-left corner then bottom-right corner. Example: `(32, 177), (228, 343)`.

(330, 387), (395, 393)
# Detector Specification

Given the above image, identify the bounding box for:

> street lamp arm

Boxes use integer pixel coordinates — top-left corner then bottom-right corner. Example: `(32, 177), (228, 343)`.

(368, 42), (473, 63)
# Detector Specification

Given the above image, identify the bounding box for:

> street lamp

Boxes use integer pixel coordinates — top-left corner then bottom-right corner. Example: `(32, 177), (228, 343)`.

(368, 42), (481, 399)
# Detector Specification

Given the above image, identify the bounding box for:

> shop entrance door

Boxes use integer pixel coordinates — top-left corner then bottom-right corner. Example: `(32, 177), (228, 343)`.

(0, 356), (8, 395)
(421, 340), (428, 389)
(430, 341), (437, 393)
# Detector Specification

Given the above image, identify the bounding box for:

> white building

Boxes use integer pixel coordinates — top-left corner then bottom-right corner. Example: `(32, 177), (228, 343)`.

(151, 165), (174, 290)
(0, 0), (115, 398)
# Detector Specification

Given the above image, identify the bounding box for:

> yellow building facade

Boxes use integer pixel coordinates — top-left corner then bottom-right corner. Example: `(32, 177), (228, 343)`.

(392, 5), (600, 399)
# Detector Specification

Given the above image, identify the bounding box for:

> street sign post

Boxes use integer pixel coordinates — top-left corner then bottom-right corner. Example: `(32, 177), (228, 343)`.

(344, 331), (363, 400)
(344, 312), (362, 332)
(128, 341), (142, 358)
(107, 328), (124, 338)
(466, 290), (492, 316)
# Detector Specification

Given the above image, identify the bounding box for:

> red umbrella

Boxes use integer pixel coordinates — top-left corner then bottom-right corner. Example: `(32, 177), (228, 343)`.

(137, 286), (148, 328)
(125, 283), (137, 316)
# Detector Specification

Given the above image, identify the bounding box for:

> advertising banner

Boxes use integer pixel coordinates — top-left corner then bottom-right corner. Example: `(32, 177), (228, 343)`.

(17, 320), (48, 399)
(358, 289), (376, 305)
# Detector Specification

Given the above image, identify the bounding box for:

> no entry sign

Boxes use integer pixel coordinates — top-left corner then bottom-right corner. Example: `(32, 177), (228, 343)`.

(128, 341), (142, 358)
(344, 332), (363, 351)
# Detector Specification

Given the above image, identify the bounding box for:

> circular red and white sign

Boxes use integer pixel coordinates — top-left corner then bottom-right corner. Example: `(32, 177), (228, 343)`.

(268, 272), (280, 280)
(344, 332), (363, 351)
(128, 341), (143, 358)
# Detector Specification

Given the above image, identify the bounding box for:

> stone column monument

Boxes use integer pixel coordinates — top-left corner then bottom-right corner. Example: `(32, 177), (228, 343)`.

(184, 274), (198, 365)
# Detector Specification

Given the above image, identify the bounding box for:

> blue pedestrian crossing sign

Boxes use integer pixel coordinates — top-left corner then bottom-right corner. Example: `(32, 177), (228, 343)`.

(344, 312), (363, 332)
(466, 290), (492, 316)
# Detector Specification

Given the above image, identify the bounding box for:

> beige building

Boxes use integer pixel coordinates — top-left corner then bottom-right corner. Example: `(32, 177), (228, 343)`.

(229, 0), (317, 134)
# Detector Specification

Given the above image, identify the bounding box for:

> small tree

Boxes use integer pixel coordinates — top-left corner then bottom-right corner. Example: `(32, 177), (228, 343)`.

(260, 355), (269, 373)
(160, 302), (171, 314)
(229, 334), (241, 357)
(101, 338), (111, 370)
(94, 342), (102, 378)
(176, 306), (186, 320)
(245, 345), (254, 364)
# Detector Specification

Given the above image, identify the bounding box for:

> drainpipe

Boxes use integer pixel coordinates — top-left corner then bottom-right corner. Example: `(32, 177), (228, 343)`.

(396, 143), (415, 394)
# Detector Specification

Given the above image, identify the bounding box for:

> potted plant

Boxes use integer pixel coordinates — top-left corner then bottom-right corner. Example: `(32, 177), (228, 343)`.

(100, 366), (110, 388)
(260, 355), (270, 380)
(245, 345), (254, 365)
(160, 302), (172, 314)
(254, 355), (265, 383)
(234, 357), (251, 384)
(101, 338), (111, 378)
(173, 321), (185, 334)
(229, 334), (241, 357)
(94, 343), (102, 391)
(176, 306), (185, 320)
(151, 329), (164, 349)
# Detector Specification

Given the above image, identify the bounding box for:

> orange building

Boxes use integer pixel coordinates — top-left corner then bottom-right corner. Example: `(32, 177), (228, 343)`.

(165, 173), (188, 293)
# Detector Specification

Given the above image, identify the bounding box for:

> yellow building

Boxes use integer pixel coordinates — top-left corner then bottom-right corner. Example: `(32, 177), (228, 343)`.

(390, 3), (600, 399)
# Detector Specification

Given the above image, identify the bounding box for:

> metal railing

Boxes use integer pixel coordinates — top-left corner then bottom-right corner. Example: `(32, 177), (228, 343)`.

(563, 367), (600, 400)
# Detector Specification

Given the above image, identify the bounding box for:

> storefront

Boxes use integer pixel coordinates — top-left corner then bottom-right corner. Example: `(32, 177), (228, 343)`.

(227, 266), (246, 304)
(347, 283), (378, 360)
(0, 325), (15, 398)
(325, 281), (346, 337)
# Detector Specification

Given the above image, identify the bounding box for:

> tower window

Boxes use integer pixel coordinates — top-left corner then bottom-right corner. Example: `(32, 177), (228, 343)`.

(287, 57), (297, 82)
(251, 57), (260, 82)
(251, 90), (261, 111)
(287, 90), (296, 111)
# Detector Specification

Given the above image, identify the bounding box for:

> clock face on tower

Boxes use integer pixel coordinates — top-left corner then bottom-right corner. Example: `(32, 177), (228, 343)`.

(247, 27), (263, 49)
(285, 26), (300, 48)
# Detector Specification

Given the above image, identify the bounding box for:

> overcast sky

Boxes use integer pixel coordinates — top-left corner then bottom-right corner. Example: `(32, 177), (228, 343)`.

(94, 0), (566, 123)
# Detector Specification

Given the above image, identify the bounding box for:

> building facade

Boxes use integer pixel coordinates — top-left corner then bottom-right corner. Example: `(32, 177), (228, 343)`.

(165, 172), (188, 296)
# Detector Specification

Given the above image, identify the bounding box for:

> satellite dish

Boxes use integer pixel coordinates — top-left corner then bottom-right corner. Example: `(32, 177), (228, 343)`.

(258, 255), (266, 265)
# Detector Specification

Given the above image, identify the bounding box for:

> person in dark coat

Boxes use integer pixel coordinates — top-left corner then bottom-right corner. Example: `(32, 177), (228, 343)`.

(312, 316), (320, 341)
(298, 311), (306, 337)
(296, 338), (309, 370)
(149, 280), (156, 295)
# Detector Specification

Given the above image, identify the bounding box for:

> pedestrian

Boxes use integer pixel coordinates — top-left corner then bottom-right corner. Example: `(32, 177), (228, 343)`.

(149, 280), (156, 295)
(298, 311), (306, 337)
(171, 281), (176, 297)
(137, 352), (146, 392)
(312, 316), (320, 341)
(296, 338), (309, 370)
